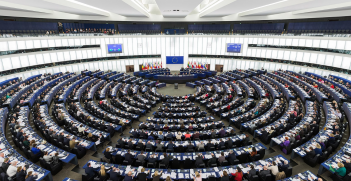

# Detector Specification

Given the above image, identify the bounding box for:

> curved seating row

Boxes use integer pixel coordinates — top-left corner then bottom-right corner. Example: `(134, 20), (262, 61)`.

(0, 107), (52, 181)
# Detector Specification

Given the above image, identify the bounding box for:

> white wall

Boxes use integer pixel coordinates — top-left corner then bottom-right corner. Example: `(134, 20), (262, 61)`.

(1, 35), (351, 80)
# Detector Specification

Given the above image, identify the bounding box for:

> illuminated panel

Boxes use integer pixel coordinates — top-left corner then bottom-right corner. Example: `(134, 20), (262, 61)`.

(28, 55), (36, 66)
(296, 52), (303, 62)
(298, 39), (305, 46)
(48, 40), (55, 47)
(285, 39), (292, 46)
(342, 57), (351, 69)
(305, 39), (313, 47)
(325, 55), (334, 66)
(57, 52), (64, 62)
(336, 41), (345, 50)
(11, 57), (20, 69)
(333, 56), (342, 68)
(345, 41), (351, 50)
(320, 40), (328, 48)
(50, 53), (57, 62)
(279, 39), (286, 46)
(20, 56), (29, 67)
(36, 54), (44, 64)
(0, 42), (8, 51)
(292, 39), (299, 46)
(312, 40), (320, 48)
(43, 53), (51, 64)
(328, 40), (336, 49)
(62, 39), (68, 46)
(17, 41), (26, 50)
(55, 39), (62, 47)
(8, 41), (17, 51)
(303, 53), (310, 62)
(290, 51), (297, 61)
(283, 51), (290, 60)
(310, 53), (317, 64)
(41, 40), (48, 47)
(33, 40), (41, 48)
(317, 54), (326, 65)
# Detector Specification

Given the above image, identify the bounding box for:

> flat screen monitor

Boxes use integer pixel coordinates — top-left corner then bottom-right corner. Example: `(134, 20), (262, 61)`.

(227, 43), (242, 53)
(107, 44), (123, 53)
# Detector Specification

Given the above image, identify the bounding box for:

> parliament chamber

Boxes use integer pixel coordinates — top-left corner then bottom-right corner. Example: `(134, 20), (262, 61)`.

(1, 1), (351, 181)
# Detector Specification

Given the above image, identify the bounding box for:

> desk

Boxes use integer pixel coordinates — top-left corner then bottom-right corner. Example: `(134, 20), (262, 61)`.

(18, 107), (78, 164)
(58, 104), (110, 142)
(40, 105), (96, 151)
(280, 171), (318, 181)
(254, 76), (279, 99)
(305, 72), (347, 103)
(283, 71), (327, 103)
(88, 80), (106, 100)
(92, 71), (104, 78)
(186, 82), (196, 88)
(157, 83), (166, 88)
(0, 108), (52, 181)
(237, 80), (254, 97)
(4, 74), (50, 108)
(62, 178), (78, 181)
(233, 70), (250, 78)
(222, 98), (254, 119)
(261, 74), (294, 101)
(292, 102), (339, 169)
(270, 73), (310, 102)
(60, 76), (90, 102)
(81, 71), (91, 76)
(271, 101), (316, 151)
(75, 78), (98, 101)
(115, 75), (131, 83)
(82, 155), (288, 179)
(0, 77), (18, 87)
(99, 81), (115, 99)
(146, 116), (215, 124)
(246, 78), (266, 98)
(43, 74), (78, 105)
(109, 143), (266, 161)
(99, 71), (116, 79)
(154, 75), (198, 84)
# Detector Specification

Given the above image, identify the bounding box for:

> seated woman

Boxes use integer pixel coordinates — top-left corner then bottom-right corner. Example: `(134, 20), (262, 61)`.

(184, 131), (192, 140)
(330, 162), (346, 178)
(158, 131), (164, 140)
(314, 143), (323, 155)
(176, 132), (182, 141)
(248, 147), (257, 161)
(189, 123), (193, 130)
(280, 137), (290, 154)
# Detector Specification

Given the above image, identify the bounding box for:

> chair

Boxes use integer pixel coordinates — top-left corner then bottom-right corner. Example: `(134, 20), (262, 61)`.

(171, 158), (180, 169)
(159, 163), (167, 169)
(82, 174), (94, 181)
(147, 162), (155, 168)
(184, 158), (192, 169)
(220, 160), (229, 166)
(285, 167), (292, 177)
(48, 162), (63, 175)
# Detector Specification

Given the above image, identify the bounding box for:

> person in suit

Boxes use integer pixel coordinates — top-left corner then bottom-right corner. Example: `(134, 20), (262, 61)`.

(278, 160), (289, 173)
(63, 135), (70, 146)
(195, 153), (204, 167)
(124, 170), (135, 181)
(107, 123), (114, 134)
(227, 150), (236, 165)
(24, 171), (38, 181)
(247, 164), (257, 179)
(145, 141), (153, 151)
(197, 141), (205, 151)
(259, 166), (271, 181)
(148, 153), (158, 165)
(207, 140), (215, 151)
(137, 168), (150, 181)
(187, 141), (195, 152)
(167, 141), (175, 151)
(242, 134), (250, 146)
(16, 166), (27, 181)
(109, 167), (121, 181)
(226, 138), (233, 148)
(125, 150), (134, 164)
(2, 158), (10, 173)
(136, 151), (146, 165)
(207, 153), (217, 166)
(303, 146), (316, 158)
(137, 140), (145, 150)
(85, 162), (98, 178)
(217, 139), (225, 149)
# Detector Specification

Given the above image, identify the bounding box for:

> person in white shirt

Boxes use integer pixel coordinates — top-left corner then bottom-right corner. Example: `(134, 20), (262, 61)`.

(0, 153), (4, 165)
(267, 161), (279, 176)
(78, 125), (85, 133)
(6, 161), (18, 177)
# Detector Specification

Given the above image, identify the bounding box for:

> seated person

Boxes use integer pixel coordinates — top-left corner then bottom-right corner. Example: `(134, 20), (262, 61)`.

(329, 162), (346, 177)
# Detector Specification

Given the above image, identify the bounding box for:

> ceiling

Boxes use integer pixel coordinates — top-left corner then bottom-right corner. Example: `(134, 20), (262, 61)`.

(0, 0), (351, 22)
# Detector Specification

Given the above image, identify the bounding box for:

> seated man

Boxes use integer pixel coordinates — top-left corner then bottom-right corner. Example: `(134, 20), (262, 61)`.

(85, 162), (98, 178)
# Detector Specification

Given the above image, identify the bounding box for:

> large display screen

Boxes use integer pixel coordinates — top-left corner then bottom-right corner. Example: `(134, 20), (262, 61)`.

(107, 44), (123, 53)
(227, 43), (242, 53)
(166, 56), (184, 64)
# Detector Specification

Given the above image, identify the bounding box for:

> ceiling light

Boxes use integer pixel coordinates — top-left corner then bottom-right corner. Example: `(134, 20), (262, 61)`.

(66, 0), (111, 14)
(237, 0), (288, 14)
(132, 0), (150, 13)
(199, 0), (223, 13)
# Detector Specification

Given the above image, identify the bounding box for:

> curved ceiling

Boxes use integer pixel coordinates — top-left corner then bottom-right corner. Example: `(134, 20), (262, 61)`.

(0, 0), (351, 21)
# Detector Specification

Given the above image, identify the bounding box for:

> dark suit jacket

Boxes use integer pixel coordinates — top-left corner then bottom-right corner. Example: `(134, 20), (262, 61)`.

(16, 170), (26, 181)
(125, 153), (134, 164)
(248, 169), (257, 178)
(227, 153), (236, 164)
(63, 137), (70, 146)
(85, 167), (97, 178)
(259, 170), (271, 181)
(109, 171), (121, 181)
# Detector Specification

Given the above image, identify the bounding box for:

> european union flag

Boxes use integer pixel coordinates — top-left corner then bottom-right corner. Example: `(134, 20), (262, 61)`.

(166, 56), (184, 64)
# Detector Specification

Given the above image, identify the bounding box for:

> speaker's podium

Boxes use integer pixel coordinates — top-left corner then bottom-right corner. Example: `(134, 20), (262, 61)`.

(174, 83), (178, 89)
